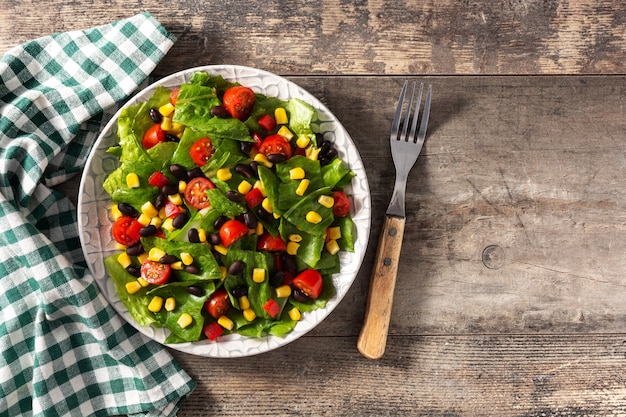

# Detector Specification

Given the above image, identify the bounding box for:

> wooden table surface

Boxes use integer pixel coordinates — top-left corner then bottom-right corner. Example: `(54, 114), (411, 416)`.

(5, 1), (626, 416)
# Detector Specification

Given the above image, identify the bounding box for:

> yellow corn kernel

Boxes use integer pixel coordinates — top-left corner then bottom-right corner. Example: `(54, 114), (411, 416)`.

(125, 281), (142, 295)
(165, 297), (176, 311)
(255, 222), (264, 235)
(318, 195), (335, 208)
(296, 134), (310, 148)
(177, 313), (193, 328)
(158, 102), (175, 117)
(137, 277), (149, 287)
(328, 226), (342, 240)
(288, 233), (302, 242)
(289, 167), (305, 180)
(238, 295), (251, 310)
(306, 211), (322, 224)
(141, 201), (158, 218)
(148, 247), (166, 262)
(148, 296), (163, 313)
(254, 180), (267, 196)
(216, 167), (232, 181)
(273, 212), (281, 219)
(238, 180), (253, 195)
(306, 146), (320, 161)
(276, 285), (292, 298)
(167, 193), (183, 206)
(149, 216), (163, 229)
(180, 252), (193, 266)
(214, 244), (228, 256)
(252, 268), (265, 283)
(326, 239), (340, 255)
(126, 173), (140, 188)
(219, 266), (227, 280)
(111, 204), (123, 221)
(253, 153), (273, 168)
(178, 180), (187, 193)
(218, 315), (234, 330)
(277, 126), (294, 140)
(160, 116), (173, 131)
(161, 217), (175, 232)
(288, 307), (302, 321)
(171, 261), (184, 270)
(295, 179), (310, 196)
(243, 308), (257, 322)
(287, 241), (300, 255)
(274, 107), (288, 124)
(158, 206), (167, 219)
(137, 253), (149, 264)
(170, 122), (184, 135)
(117, 252), (132, 269)
(261, 198), (273, 213)
(137, 213), (152, 227)
(197, 228), (207, 243)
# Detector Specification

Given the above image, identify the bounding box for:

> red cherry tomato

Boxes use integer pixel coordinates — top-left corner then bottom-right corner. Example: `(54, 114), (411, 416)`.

(203, 321), (224, 341)
(140, 260), (171, 285)
(244, 187), (264, 208)
(292, 269), (323, 300)
(189, 137), (214, 167)
(222, 86), (256, 121)
(184, 177), (215, 210)
(112, 216), (142, 246)
(332, 191), (350, 218)
(142, 123), (166, 149)
(263, 299), (281, 318)
(258, 134), (292, 159)
(148, 171), (170, 188)
(204, 288), (231, 319)
(169, 88), (180, 105)
(219, 219), (249, 247)
(258, 114), (276, 131)
(256, 232), (287, 252)
(164, 200), (184, 218)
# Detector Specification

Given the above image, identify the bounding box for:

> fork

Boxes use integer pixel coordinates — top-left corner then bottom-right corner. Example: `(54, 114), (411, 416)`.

(357, 80), (432, 359)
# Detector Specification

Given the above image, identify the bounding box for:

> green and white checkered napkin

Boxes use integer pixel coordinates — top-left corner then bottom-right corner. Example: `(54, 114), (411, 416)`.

(0, 13), (196, 417)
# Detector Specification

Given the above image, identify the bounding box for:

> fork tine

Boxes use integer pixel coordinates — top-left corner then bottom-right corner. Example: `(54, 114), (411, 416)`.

(390, 81), (408, 142)
(400, 82), (416, 142)
(416, 84), (432, 144)
(408, 83), (424, 143)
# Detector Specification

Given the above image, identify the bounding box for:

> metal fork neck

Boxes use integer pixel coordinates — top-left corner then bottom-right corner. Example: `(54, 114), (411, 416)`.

(386, 173), (407, 218)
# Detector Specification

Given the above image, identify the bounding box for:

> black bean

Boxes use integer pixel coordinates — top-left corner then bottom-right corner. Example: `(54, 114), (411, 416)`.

(161, 183), (178, 196)
(292, 287), (309, 302)
(149, 108), (162, 124)
(173, 212), (188, 229)
(186, 285), (204, 297)
(159, 254), (178, 264)
(231, 285), (248, 298)
(118, 202), (138, 217)
(210, 105), (230, 118)
(256, 207), (273, 222)
(318, 155), (330, 166)
(242, 211), (257, 229)
(235, 163), (254, 178)
(320, 140), (332, 152)
(240, 141), (253, 154)
(208, 233), (221, 245)
(269, 270), (285, 287)
(140, 224), (157, 237)
(154, 193), (166, 210)
(127, 265), (141, 277)
(185, 265), (201, 274)
(165, 134), (180, 142)
(267, 153), (287, 164)
(228, 260), (245, 275)
(188, 228), (200, 243)
(213, 215), (228, 230)
(226, 190), (243, 203)
(325, 147), (338, 160)
(126, 243), (144, 257)
(169, 164), (189, 181)
(187, 167), (205, 179)
(248, 161), (259, 175)
(282, 254), (297, 275)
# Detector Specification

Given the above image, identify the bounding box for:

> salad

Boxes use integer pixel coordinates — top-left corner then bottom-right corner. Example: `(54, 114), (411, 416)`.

(102, 71), (356, 343)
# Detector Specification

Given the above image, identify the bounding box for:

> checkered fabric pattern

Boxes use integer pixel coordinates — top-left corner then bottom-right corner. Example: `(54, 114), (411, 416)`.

(0, 13), (196, 417)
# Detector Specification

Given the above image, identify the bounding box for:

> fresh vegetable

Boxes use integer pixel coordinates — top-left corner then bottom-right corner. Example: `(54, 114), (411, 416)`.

(102, 71), (356, 343)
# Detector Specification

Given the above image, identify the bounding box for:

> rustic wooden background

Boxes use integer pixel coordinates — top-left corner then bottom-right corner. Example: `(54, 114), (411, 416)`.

(5, 1), (626, 416)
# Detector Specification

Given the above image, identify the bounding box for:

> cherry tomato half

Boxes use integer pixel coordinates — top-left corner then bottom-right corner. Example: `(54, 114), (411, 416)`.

(140, 259), (171, 285)
(184, 177), (215, 210)
(189, 137), (215, 167)
(205, 288), (231, 319)
(256, 232), (287, 252)
(258, 114), (276, 132)
(222, 86), (256, 121)
(332, 191), (350, 218)
(219, 219), (249, 247)
(292, 269), (323, 300)
(142, 123), (166, 149)
(112, 216), (142, 246)
(258, 134), (293, 159)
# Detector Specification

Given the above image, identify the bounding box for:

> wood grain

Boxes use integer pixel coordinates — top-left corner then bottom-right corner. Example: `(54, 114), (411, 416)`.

(4, 1), (626, 75)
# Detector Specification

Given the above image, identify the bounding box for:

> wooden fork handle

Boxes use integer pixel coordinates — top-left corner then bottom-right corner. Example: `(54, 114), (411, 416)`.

(357, 215), (405, 359)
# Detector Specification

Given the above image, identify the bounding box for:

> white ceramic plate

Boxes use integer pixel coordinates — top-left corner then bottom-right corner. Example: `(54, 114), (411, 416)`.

(78, 65), (371, 357)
